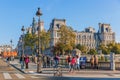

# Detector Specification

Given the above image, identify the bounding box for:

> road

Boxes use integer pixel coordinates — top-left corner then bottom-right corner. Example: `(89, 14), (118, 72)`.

(1, 58), (120, 80)
(0, 58), (50, 80)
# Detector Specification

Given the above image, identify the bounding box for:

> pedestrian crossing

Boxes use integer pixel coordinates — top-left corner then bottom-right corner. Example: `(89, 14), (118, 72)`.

(0, 72), (39, 80)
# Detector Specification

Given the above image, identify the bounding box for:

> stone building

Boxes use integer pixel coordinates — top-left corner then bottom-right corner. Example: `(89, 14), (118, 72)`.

(27, 17), (44, 34)
(49, 19), (115, 51)
(98, 23), (115, 46)
(0, 45), (11, 54)
(48, 18), (66, 47)
(75, 27), (97, 50)
(17, 18), (115, 55)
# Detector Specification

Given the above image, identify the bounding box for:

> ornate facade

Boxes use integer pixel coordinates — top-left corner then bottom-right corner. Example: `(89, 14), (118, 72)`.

(49, 19), (115, 50)
(98, 23), (115, 46)
(17, 18), (115, 55)
(75, 27), (97, 50)
(48, 19), (66, 47)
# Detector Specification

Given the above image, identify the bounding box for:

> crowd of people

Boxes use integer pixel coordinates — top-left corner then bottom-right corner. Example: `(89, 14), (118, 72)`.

(19, 54), (53, 70)
(18, 54), (99, 72)
(66, 54), (99, 72)
(66, 55), (81, 72)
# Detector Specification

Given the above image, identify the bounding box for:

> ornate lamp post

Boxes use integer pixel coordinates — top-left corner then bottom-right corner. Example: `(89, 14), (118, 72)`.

(21, 26), (25, 56)
(10, 39), (12, 53)
(36, 8), (42, 73)
(10, 39), (13, 61)
(21, 25), (25, 70)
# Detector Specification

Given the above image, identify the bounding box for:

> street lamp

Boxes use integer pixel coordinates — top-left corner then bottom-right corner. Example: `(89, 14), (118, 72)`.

(10, 39), (12, 52)
(21, 26), (25, 56)
(10, 39), (13, 61)
(36, 8), (42, 73)
(21, 25), (25, 70)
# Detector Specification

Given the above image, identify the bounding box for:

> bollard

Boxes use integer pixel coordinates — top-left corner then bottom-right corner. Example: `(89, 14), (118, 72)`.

(110, 52), (115, 71)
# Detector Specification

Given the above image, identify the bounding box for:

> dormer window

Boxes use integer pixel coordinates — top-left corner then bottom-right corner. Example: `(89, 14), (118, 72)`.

(106, 28), (108, 32)
(56, 24), (60, 29)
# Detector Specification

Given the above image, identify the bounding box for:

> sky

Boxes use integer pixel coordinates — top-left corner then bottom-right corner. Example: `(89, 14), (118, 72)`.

(0, 0), (120, 48)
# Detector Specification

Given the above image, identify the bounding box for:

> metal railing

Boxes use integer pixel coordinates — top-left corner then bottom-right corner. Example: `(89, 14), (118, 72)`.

(58, 59), (120, 70)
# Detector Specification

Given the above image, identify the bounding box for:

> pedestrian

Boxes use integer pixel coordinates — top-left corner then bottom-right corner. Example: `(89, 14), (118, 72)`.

(6, 56), (11, 66)
(90, 55), (94, 69)
(20, 54), (25, 70)
(76, 55), (80, 70)
(24, 55), (30, 69)
(47, 56), (50, 68)
(43, 55), (47, 68)
(69, 56), (76, 72)
(34, 56), (37, 64)
(54, 54), (59, 68)
(94, 55), (98, 69)
(67, 55), (71, 69)
(50, 57), (54, 67)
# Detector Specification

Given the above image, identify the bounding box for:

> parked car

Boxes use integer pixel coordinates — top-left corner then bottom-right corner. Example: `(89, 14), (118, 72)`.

(79, 57), (87, 69)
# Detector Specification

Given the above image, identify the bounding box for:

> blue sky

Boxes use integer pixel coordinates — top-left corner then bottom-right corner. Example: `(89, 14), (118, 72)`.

(0, 0), (120, 48)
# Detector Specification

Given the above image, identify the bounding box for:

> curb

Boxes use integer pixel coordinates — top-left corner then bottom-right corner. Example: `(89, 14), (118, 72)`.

(10, 64), (26, 74)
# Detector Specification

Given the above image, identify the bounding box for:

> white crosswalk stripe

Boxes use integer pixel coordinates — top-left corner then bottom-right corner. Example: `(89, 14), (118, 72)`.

(30, 76), (39, 78)
(3, 73), (12, 79)
(2, 72), (39, 79)
(14, 73), (25, 79)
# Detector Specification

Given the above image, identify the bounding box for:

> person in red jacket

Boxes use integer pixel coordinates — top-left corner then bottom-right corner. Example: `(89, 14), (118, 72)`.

(69, 56), (76, 72)
(24, 55), (30, 69)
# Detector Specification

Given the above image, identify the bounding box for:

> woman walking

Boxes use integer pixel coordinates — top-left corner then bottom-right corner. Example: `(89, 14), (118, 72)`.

(69, 56), (76, 72)
(24, 55), (30, 69)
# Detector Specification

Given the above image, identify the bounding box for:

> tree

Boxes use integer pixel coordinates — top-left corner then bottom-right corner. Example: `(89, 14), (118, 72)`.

(24, 33), (37, 55)
(76, 44), (87, 54)
(24, 31), (50, 55)
(110, 43), (120, 54)
(53, 25), (76, 55)
(97, 42), (120, 54)
(98, 44), (110, 55)
(87, 49), (97, 55)
(39, 31), (50, 54)
(40, 31), (50, 50)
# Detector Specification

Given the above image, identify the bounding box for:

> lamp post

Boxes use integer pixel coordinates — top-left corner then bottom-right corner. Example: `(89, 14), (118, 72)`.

(21, 25), (25, 70)
(10, 39), (13, 61)
(36, 8), (42, 73)
(21, 26), (25, 56)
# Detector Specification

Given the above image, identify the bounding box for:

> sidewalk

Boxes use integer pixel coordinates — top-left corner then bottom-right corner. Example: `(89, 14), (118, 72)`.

(10, 59), (37, 73)
(10, 59), (120, 78)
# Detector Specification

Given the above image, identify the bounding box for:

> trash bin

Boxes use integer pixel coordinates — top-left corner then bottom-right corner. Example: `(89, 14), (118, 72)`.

(79, 57), (87, 69)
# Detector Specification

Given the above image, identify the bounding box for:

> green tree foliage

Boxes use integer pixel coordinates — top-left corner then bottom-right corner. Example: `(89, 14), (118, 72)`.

(52, 42), (65, 55)
(98, 43), (120, 54)
(87, 49), (97, 55)
(39, 31), (50, 50)
(53, 25), (76, 55)
(24, 33), (37, 55)
(59, 25), (76, 46)
(98, 44), (110, 55)
(24, 33), (37, 50)
(24, 31), (50, 54)
(76, 44), (87, 54)
(110, 43), (120, 54)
